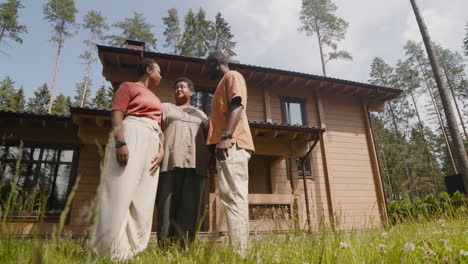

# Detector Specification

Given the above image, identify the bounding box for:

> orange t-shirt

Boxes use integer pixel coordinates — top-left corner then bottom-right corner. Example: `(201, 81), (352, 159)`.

(112, 82), (162, 124)
(206, 71), (255, 152)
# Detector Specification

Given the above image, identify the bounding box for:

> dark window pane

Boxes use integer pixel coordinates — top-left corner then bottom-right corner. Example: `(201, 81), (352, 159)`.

(43, 149), (59, 162)
(296, 157), (311, 176)
(0, 146), (5, 158)
(7, 146), (19, 159)
(191, 90), (213, 117)
(1, 142), (76, 216)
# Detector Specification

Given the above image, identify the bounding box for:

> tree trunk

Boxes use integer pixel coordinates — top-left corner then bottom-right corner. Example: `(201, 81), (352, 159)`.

(314, 18), (327, 77)
(387, 102), (416, 198)
(443, 67), (468, 141)
(48, 27), (64, 114)
(0, 26), (6, 44)
(410, 0), (468, 193)
(414, 53), (458, 174)
(409, 89), (440, 193)
(81, 33), (96, 107)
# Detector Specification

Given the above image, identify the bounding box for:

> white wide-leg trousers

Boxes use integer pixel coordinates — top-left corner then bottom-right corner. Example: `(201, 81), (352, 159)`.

(93, 116), (160, 260)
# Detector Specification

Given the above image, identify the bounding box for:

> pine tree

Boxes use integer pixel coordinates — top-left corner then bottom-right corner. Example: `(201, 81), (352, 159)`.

(0, 76), (15, 110)
(208, 12), (236, 59)
(0, 76), (26, 111)
(73, 79), (91, 107)
(27, 84), (51, 114)
(369, 57), (417, 199)
(299, 0), (352, 76)
(0, 0), (28, 51)
(179, 9), (197, 56)
(395, 60), (442, 194)
(92, 85), (113, 109)
(43, 0), (78, 113)
(9, 87), (25, 111)
(410, 0), (468, 192)
(404, 40), (458, 176)
(162, 8), (181, 54)
(51, 93), (71, 115)
(107, 12), (157, 50)
(80, 10), (108, 107)
(179, 8), (212, 57)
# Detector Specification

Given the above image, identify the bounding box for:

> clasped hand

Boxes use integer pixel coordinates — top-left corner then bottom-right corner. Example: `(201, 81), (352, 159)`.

(116, 146), (164, 175)
(215, 139), (232, 162)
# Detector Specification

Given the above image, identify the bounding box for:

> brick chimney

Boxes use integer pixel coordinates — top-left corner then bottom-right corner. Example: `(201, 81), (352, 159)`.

(125, 39), (145, 51)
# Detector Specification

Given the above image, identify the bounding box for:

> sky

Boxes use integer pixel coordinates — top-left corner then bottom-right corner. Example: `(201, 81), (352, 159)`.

(0, 0), (467, 102)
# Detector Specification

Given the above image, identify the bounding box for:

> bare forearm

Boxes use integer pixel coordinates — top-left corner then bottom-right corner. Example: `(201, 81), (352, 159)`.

(111, 111), (125, 142)
(224, 103), (243, 135)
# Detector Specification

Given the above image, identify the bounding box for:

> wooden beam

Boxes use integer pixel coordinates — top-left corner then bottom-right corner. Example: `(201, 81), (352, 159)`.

(315, 90), (336, 228)
(361, 100), (389, 226)
(166, 61), (172, 73)
(343, 86), (353, 94)
(257, 73), (270, 86)
(286, 132), (298, 140)
(41, 120), (46, 128)
(116, 55), (121, 68)
(200, 64), (206, 74)
(252, 129), (260, 137)
(183, 63), (189, 75)
(96, 117), (105, 128)
(264, 130), (279, 138)
(304, 79), (315, 88)
(286, 77), (299, 89)
(271, 156), (287, 167)
(246, 71), (255, 81)
(264, 86), (272, 123)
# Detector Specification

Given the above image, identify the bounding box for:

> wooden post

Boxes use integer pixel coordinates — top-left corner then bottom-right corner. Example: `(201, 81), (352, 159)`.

(264, 86), (272, 123)
(314, 90), (336, 228)
(361, 100), (389, 226)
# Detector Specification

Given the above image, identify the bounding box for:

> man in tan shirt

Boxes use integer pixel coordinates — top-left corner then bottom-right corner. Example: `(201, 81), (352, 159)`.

(206, 51), (254, 256)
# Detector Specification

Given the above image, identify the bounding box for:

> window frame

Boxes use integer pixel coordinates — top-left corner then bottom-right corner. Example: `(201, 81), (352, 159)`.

(280, 97), (313, 179)
(0, 140), (80, 222)
(280, 96), (308, 126)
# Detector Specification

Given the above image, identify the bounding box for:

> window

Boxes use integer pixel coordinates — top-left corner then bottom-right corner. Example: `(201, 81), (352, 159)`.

(281, 97), (306, 126)
(281, 97), (312, 177)
(0, 142), (78, 221)
(191, 88), (214, 117)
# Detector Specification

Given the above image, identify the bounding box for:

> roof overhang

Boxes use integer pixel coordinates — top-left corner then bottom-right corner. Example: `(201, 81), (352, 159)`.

(70, 107), (324, 156)
(97, 45), (402, 106)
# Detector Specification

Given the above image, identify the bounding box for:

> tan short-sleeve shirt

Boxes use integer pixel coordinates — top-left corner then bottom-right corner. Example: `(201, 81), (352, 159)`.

(206, 71), (255, 152)
(161, 103), (209, 176)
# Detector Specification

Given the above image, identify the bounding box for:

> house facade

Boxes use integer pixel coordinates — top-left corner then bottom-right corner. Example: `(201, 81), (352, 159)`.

(0, 41), (401, 236)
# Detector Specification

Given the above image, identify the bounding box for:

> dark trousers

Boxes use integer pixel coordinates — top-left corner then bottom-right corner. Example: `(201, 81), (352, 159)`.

(156, 168), (205, 244)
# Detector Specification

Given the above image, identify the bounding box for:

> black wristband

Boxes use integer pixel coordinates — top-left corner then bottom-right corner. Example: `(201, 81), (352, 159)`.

(221, 131), (232, 140)
(115, 141), (127, 148)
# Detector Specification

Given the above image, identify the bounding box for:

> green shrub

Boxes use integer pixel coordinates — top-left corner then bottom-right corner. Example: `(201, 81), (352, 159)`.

(388, 191), (467, 224)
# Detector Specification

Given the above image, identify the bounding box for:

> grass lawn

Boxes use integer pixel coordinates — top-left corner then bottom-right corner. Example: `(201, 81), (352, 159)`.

(0, 217), (467, 263)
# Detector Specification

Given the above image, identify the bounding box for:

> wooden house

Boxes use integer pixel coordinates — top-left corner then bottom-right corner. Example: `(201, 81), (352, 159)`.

(0, 40), (401, 236)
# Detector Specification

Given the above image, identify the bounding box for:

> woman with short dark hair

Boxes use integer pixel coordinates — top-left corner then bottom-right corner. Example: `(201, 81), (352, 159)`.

(156, 77), (209, 245)
(93, 58), (164, 260)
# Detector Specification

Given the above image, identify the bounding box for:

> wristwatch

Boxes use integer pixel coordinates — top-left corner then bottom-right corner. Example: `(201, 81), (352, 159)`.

(221, 131), (232, 140)
(115, 141), (127, 148)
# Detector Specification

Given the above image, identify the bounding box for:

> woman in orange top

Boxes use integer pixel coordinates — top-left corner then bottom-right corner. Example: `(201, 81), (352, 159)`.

(93, 58), (164, 261)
